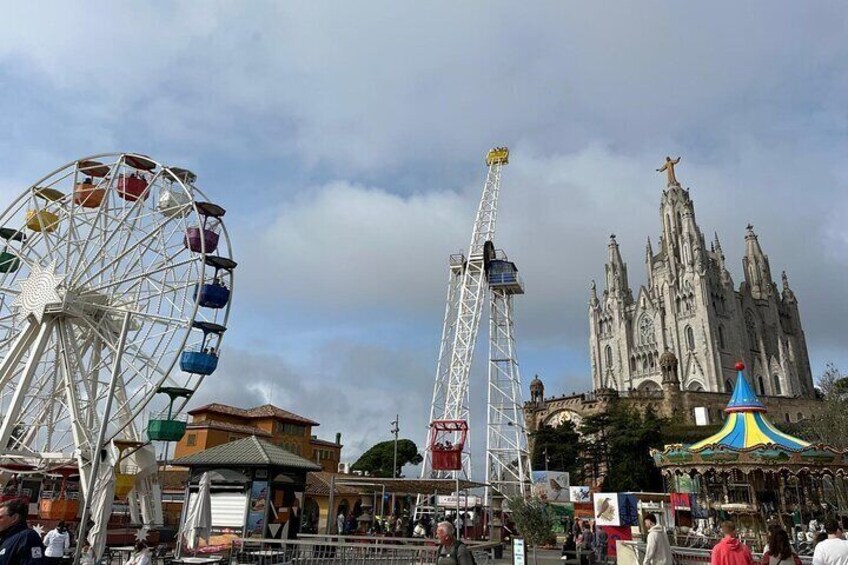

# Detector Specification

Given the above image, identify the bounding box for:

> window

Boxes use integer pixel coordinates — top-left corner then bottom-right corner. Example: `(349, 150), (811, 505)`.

(724, 380), (733, 393)
(639, 316), (655, 345)
(718, 325), (726, 350)
(686, 327), (695, 351)
(785, 413), (791, 423)
(276, 422), (307, 436)
(757, 376), (765, 396)
(186, 434), (197, 447)
(772, 374), (782, 395)
(745, 310), (759, 351)
(605, 346), (613, 370)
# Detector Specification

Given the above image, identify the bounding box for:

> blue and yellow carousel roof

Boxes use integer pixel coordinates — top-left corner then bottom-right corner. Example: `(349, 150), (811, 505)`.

(689, 363), (809, 452)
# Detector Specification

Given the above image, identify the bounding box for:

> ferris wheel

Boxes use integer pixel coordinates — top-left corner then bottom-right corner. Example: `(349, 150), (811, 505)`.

(0, 153), (235, 521)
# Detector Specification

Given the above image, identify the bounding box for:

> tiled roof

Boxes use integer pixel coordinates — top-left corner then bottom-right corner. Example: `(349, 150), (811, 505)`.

(188, 403), (319, 426)
(310, 437), (342, 448)
(186, 421), (272, 437)
(306, 471), (360, 497)
(172, 436), (322, 471)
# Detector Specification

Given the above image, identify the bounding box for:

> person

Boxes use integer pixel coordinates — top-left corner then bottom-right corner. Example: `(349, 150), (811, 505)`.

(286, 498), (301, 540)
(812, 519), (848, 565)
(643, 513), (673, 565)
(761, 528), (801, 565)
(594, 525), (608, 565)
(577, 521), (594, 565)
(561, 530), (576, 561)
(436, 521), (474, 565)
(0, 499), (45, 565)
(337, 510), (346, 535)
(413, 520), (426, 538)
(41, 522), (69, 565)
(126, 541), (151, 565)
(711, 521), (754, 565)
(78, 544), (94, 565)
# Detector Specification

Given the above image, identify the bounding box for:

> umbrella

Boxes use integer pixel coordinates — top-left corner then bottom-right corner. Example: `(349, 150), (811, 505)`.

(183, 472), (212, 552)
(87, 453), (117, 562)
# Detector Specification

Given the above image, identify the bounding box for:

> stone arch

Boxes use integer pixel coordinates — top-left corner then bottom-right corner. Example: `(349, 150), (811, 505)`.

(544, 410), (583, 430)
(757, 375), (766, 396)
(687, 380), (705, 392)
(638, 380), (661, 392)
(724, 379), (733, 393)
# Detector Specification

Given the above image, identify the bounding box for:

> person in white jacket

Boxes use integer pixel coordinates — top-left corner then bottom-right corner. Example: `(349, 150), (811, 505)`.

(643, 514), (674, 565)
(42, 522), (70, 565)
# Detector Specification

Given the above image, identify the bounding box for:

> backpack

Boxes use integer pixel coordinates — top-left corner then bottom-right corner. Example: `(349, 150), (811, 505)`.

(439, 540), (477, 565)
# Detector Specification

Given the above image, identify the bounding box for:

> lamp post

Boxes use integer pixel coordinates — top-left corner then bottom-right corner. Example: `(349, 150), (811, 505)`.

(390, 415), (399, 517)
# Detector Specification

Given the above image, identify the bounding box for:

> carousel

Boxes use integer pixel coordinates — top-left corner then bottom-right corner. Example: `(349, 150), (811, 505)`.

(652, 363), (848, 542)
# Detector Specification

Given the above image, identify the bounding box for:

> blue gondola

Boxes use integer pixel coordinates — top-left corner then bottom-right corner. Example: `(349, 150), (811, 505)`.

(180, 321), (226, 376)
(180, 350), (219, 375)
(194, 283), (230, 309)
(486, 259), (524, 294)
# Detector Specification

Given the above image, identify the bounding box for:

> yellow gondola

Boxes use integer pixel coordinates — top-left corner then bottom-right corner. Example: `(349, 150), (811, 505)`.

(27, 187), (64, 232)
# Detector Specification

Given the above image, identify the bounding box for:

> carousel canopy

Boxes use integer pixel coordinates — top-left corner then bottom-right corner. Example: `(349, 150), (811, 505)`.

(689, 364), (809, 452)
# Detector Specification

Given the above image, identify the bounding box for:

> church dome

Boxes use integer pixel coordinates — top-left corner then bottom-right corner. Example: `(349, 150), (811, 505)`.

(530, 375), (544, 391)
(659, 349), (678, 368)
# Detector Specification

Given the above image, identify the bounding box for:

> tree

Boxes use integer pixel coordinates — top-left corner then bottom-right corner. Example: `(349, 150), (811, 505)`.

(351, 439), (422, 478)
(530, 419), (581, 476)
(578, 403), (666, 491)
(802, 364), (848, 448)
(508, 496), (555, 565)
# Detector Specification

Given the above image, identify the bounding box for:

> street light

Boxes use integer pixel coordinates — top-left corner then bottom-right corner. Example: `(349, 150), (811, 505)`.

(390, 415), (399, 517)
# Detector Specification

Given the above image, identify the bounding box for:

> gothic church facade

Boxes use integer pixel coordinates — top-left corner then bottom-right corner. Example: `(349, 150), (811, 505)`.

(588, 160), (814, 399)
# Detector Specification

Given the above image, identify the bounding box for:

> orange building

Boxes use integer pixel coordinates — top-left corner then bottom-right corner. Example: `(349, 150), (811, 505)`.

(173, 403), (342, 473)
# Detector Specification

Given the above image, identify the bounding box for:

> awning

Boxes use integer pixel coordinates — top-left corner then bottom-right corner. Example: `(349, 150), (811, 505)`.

(327, 477), (486, 495)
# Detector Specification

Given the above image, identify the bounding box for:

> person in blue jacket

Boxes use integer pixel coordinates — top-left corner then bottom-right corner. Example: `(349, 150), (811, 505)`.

(0, 499), (44, 565)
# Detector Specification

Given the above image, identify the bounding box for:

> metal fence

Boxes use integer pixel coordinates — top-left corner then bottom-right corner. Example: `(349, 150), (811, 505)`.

(617, 540), (813, 565)
(230, 537), (496, 565)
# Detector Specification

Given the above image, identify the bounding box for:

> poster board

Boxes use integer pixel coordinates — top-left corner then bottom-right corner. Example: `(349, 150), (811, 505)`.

(513, 537), (526, 565)
(246, 481), (268, 537)
(569, 486), (591, 503)
(531, 471), (570, 502)
(593, 492), (620, 526)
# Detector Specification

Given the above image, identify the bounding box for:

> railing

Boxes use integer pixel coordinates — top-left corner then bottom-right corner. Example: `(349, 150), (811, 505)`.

(232, 536), (498, 565)
(616, 540), (814, 565)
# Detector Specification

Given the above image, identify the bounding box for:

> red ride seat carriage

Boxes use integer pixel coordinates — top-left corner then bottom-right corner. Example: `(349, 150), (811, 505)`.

(429, 420), (468, 471)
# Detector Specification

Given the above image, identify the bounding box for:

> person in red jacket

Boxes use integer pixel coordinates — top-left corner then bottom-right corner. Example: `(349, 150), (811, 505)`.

(711, 521), (754, 565)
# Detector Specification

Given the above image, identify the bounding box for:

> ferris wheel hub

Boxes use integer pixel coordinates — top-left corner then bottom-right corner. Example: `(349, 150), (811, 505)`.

(11, 262), (64, 323)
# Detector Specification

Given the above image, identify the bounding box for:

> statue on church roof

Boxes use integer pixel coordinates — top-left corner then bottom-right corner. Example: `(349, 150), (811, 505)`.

(657, 156), (682, 187)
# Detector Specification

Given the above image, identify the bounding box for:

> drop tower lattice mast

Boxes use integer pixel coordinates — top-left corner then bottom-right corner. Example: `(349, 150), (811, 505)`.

(420, 147), (531, 508)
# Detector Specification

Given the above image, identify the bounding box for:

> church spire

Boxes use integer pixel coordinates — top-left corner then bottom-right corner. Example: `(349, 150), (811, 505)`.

(781, 270), (796, 304)
(645, 237), (655, 287)
(605, 234), (631, 301)
(743, 224), (774, 299)
(589, 279), (599, 307)
(713, 232), (732, 286)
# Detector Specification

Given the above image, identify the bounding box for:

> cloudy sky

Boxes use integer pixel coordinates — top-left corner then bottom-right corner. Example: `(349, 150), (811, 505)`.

(1, 2), (846, 472)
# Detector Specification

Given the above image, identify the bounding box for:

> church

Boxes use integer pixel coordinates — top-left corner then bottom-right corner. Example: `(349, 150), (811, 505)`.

(526, 157), (821, 432)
